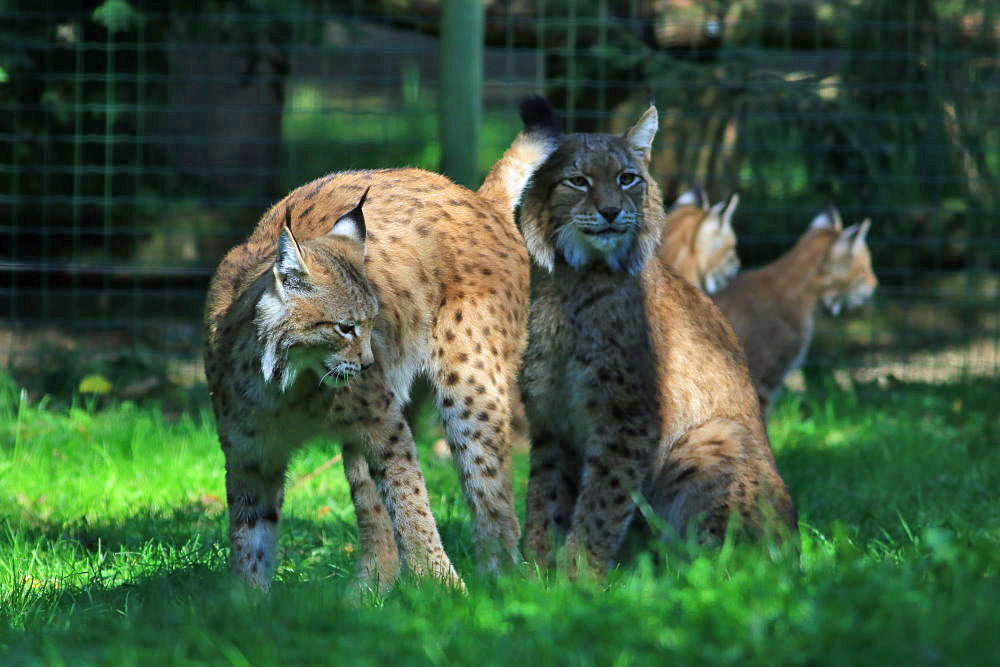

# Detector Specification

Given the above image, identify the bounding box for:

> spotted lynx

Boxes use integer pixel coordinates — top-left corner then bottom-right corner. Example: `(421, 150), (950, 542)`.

(517, 102), (796, 574)
(204, 123), (556, 591)
(657, 187), (740, 293)
(713, 206), (877, 413)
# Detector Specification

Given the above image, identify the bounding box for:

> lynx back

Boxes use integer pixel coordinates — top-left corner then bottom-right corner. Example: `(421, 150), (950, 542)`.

(713, 206), (877, 413)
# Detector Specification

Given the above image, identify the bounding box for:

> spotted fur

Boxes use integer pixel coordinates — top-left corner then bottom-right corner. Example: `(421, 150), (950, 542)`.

(517, 104), (796, 575)
(204, 126), (557, 592)
(713, 206), (877, 413)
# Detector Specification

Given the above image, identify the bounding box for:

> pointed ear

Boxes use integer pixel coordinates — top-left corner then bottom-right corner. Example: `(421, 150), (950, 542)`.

(809, 204), (842, 231)
(707, 200), (727, 228)
(274, 213), (308, 287)
(624, 105), (658, 160)
(853, 217), (872, 250)
(831, 220), (865, 257)
(721, 193), (739, 227)
(328, 187), (369, 246)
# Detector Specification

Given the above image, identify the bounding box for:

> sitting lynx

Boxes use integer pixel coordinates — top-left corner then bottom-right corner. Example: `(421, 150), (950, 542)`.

(657, 187), (740, 293)
(713, 206), (877, 414)
(204, 123), (556, 591)
(517, 101), (796, 574)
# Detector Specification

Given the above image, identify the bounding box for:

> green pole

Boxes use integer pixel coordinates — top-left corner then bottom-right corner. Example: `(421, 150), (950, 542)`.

(439, 0), (483, 189)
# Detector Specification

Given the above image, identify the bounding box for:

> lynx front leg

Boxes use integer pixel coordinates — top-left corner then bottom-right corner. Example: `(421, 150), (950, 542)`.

(342, 440), (400, 593)
(363, 411), (462, 588)
(523, 433), (580, 569)
(563, 431), (657, 577)
(430, 297), (527, 573)
(224, 446), (290, 591)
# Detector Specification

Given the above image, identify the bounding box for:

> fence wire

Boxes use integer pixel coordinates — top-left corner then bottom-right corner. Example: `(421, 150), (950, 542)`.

(2, 0), (999, 397)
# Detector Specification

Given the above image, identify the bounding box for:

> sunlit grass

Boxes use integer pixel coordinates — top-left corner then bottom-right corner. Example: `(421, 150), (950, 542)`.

(1, 369), (998, 663)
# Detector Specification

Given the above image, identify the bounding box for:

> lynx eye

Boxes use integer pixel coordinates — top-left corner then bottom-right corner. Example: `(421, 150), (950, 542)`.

(336, 322), (357, 336)
(618, 172), (639, 188)
(563, 175), (590, 190)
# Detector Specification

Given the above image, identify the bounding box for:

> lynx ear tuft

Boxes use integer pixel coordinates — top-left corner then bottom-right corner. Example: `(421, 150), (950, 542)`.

(624, 105), (659, 159)
(520, 96), (562, 137)
(329, 187), (369, 245)
(275, 215), (308, 288)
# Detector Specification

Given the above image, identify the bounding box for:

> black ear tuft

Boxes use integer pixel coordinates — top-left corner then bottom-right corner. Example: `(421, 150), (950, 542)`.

(519, 96), (562, 137)
(328, 187), (369, 244)
(694, 185), (709, 209)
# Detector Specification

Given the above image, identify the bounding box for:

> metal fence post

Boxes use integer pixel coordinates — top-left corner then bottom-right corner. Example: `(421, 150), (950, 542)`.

(439, 0), (483, 189)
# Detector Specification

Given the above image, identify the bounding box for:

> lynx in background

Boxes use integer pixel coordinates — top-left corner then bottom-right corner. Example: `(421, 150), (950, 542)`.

(656, 186), (740, 293)
(713, 206), (877, 414)
(517, 101), (796, 576)
(204, 122), (556, 592)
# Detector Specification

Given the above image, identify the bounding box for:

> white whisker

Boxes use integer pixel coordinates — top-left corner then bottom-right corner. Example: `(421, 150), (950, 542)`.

(318, 368), (337, 388)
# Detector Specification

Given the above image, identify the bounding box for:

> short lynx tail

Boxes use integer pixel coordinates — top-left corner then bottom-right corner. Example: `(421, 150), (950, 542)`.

(477, 97), (560, 214)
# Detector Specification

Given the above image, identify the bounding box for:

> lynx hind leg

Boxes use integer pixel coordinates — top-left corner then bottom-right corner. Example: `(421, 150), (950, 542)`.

(342, 441), (400, 594)
(522, 432), (581, 569)
(649, 418), (795, 543)
(430, 302), (523, 572)
(222, 432), (290, 591)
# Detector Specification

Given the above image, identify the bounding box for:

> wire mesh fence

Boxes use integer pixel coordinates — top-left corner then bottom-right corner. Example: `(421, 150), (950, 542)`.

(2, 0), (998, 399)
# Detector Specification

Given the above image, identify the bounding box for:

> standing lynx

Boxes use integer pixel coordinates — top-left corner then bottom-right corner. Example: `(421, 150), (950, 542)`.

(713, 206), (877, 413)
(657, 187), (740, 293)
(517, 103), (796, 575)
(204, 123), (556, 591)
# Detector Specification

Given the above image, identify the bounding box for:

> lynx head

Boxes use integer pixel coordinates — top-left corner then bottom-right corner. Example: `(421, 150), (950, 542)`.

(694, 192), (740, 293)
(519, 105), (662, 275)
(256, 191), (379, 391)
(810, 206), (877, 315)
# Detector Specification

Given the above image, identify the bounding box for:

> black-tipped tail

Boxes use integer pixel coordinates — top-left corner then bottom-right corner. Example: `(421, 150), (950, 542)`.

(519, 96), (562, 137)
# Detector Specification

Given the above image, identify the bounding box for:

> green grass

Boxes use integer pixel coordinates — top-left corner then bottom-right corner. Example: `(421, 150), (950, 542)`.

(1, 369), (999, 664)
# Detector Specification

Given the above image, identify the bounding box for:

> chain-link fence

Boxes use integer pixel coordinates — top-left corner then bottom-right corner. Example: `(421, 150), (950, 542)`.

(2, 0), (999, 398)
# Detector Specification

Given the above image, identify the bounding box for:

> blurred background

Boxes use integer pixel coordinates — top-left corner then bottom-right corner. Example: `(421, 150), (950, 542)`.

(1, 0), (998, 407)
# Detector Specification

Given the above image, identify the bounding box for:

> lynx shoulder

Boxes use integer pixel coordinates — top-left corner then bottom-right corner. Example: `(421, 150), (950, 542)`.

(204, 122), (556, 591)
(713, 206), (877, 413)
(517, 102), (796, 575)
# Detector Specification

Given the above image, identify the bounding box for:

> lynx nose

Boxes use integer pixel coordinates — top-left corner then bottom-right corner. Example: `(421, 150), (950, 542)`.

(598, 207), (621, 223)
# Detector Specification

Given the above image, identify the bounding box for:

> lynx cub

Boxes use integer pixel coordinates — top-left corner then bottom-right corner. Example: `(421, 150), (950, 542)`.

(517, 102), (796, 574)
(713, 206), (877, 413)
(657, 187), (740, 293)
(204, 125), (556, 591)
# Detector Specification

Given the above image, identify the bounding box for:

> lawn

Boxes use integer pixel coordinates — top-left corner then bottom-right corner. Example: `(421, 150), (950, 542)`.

(0, 369), (998, 665)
